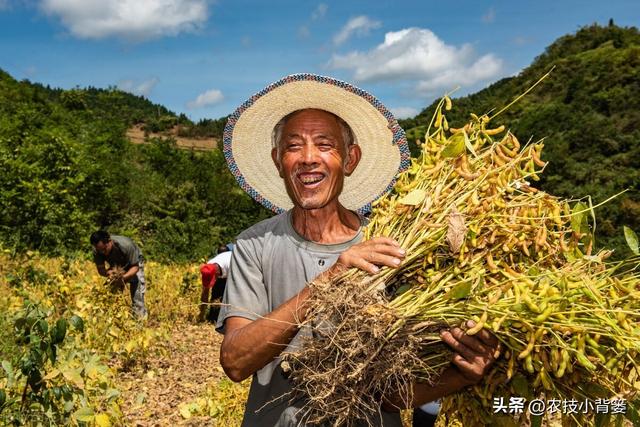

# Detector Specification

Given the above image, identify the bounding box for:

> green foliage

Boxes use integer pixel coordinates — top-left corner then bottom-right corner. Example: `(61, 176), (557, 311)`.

(176, 116), (228, 141)
(4, 262), (52, 288)
(142, 115), (178, 134)
(0, 69), (271, 262)
(624, 226), (639, 255)
(0, 302), (120, 426)
(401, 23), (640, 258)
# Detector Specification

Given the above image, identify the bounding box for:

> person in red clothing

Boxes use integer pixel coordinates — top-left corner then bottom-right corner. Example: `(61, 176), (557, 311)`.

(199, 243), (233, 322)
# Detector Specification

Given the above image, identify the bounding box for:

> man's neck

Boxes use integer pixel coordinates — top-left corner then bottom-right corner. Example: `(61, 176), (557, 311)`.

(291, 203), (361, 244)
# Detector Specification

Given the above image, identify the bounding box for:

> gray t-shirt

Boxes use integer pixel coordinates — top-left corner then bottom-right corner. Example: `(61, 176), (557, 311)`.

(216, 211), (402, 427)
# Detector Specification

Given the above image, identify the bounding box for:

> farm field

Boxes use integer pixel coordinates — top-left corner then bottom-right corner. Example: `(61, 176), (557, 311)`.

(0, 253), (248, 426)
(126, 125), (219, 152)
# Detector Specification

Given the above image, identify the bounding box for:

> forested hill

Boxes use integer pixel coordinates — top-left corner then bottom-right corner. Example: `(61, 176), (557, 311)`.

(0, 69), (268, 262)
(399, 23), (640, 257)
(0, 69), (228, 137)
(1, 23), (638, 260)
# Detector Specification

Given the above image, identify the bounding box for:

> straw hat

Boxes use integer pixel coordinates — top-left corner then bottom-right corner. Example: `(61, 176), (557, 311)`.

(223, 73), (410, 214)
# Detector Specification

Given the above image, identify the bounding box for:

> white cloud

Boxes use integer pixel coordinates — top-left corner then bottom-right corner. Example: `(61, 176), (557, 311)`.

(482, 7), (495, 24)
(416, 54), (502, 93)
(311, 3), (327, 21)
(329, 27), (503, 95)
(40, 0), (209, 41)
(299, 4), (327, 39)
(333, 15), (381, 46)
(187, 89), (223, 109)
(298, 25), (310, 39)
(118, 77), (159, 97)
(0, 0), (10, 11)
(390, 107), (419, 119)
(241, 35), (251, 47)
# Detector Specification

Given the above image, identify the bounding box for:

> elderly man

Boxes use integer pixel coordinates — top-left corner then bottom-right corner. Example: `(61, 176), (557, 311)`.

(216, 74), (499, 426)
(90, 230), (147, 318)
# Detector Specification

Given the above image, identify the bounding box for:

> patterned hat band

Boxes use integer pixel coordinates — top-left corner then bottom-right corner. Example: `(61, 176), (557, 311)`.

(223, 73), (410, 214)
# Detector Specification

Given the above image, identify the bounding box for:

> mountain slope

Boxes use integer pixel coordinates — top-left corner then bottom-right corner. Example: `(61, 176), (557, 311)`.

(0, 70), (268, 260)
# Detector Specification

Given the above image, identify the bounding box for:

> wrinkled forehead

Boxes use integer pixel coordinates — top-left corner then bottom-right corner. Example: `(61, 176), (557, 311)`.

(281, 109), (343, 133)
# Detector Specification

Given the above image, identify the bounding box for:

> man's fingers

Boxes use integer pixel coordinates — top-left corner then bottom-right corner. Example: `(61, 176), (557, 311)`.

(366, 252), (403, 268)
(368, 237), (401, 247)
(448, 327), (490, 355)
(366, 243), (405, 259)
(466, 320), (499, 347)
(348, 258), (381, 275)
(338, 239), (405, 273)
(441, 330), (478, 361)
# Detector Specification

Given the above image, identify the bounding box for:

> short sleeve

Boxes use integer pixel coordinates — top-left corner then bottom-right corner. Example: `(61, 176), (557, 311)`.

(215, 236), (268, 334)
(120, 238), (141, 267)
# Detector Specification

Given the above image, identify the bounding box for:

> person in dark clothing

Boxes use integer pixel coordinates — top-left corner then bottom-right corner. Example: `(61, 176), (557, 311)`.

(412, 401), (439, 426)
(90, 230), (147, 318)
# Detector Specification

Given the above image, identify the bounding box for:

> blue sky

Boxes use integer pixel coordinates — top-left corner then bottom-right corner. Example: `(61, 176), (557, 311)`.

(1, 0), (638, 121)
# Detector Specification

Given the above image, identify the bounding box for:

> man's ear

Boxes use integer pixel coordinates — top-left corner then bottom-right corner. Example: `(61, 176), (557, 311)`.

(343, 144), (361, 176)
(271, 147), (284, 178)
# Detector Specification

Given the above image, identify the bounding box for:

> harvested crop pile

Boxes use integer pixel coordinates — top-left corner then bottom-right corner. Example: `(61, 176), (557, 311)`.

(105, 265), (126, 292)
(282, 94), (640, 426)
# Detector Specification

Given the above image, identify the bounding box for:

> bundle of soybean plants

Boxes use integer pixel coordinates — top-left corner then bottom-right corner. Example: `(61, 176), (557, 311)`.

(282, 94), (640, 427)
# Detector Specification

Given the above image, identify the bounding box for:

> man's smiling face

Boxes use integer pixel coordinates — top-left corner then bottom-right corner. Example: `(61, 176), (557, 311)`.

(272, 109), (359, 211)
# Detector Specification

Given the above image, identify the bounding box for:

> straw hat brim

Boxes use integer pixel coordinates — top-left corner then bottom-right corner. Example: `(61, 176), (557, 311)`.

(223, 73), (410, 214)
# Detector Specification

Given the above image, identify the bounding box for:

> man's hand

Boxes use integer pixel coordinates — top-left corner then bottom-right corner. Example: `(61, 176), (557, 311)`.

(440, 320), (501, 386)
(384, 321), (500, 411)
(334, 237), (405, 274)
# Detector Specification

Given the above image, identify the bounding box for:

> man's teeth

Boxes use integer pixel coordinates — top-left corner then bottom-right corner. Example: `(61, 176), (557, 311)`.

(300, 175), (323, 184)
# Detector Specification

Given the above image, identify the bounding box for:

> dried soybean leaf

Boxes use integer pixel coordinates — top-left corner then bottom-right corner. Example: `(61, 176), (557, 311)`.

(446, 208), (466, 253)
(398, 189), (427, 206)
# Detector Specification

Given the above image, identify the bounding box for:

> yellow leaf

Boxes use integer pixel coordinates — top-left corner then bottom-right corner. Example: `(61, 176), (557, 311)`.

(73, 407), (94, 422)
(179, 404), (192, 419)
(85, 365), (98, 380)
(62, 367), (84, 388)
(95, 414), (111, 427)
(441, 133), (466, 158)
(43, 368), (61, 381)
(398, 189), (427, 206)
